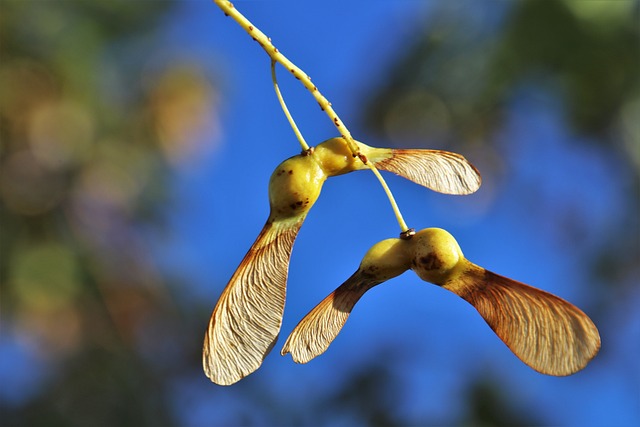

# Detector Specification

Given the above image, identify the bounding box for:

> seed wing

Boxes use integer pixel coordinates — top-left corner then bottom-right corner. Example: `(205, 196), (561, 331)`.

(371, 149), (481, 195)
(282, 271), (378, 363)
(203, 217), (303, 385)
(445, 264), (601, 376)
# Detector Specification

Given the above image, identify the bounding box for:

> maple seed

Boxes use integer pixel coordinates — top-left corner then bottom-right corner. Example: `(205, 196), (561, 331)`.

(204, 137), (485, 385)
(282, 228), (600, 377)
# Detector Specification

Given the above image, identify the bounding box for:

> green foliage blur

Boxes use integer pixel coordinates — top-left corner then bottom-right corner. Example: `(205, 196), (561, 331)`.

(1, 1), (216, 425)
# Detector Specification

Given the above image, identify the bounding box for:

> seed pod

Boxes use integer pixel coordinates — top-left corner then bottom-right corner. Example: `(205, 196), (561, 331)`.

(204, 154), (326, 385)
(281, 238), (410, 363)
(283, 228), (601, 376)
(205, 137), (483, 385)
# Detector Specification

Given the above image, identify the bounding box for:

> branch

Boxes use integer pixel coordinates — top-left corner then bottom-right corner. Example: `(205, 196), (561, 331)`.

(212, 0), (360, 157)
(212, 0), (412, 235)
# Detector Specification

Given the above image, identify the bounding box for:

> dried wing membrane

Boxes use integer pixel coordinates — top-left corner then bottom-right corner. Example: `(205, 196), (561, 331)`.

(446, 265), (601, 376)
(203, 217), (304, 385)
(282, 228), (600, 376)
(366, 148), (482, 195)
(281, 271), (380, 363)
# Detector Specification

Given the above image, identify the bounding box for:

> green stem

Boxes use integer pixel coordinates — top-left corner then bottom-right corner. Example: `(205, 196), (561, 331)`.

(212, 0), (360, 157)
(366, 163), (412, 236)
(271, 60), (309, 152)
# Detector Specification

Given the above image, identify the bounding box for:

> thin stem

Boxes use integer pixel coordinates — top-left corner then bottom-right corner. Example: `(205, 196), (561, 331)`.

(212, 0), (360, 157)
(212, 0), (412, 235)
(366, 163), (412, 234)
(271, 60), (309, 152)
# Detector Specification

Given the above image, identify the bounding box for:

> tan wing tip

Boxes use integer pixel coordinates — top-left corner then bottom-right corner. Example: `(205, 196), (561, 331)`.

(458, 156), (482, 195)
(375, 149), (482, 195)
(529, 313), (601, 377)
(201, 331), (248, 386)
(199, 219), (301, 386)
(421, 149), (482, 195)
(280, 337), (313, 364)
(202, 364), (244, 386)
(202, 329), (280, 385)
(281, 285), (363, 364)
(202, 338), (244, 386)
(280, 293), (339, 364)
(280, 328), (297, 358)
(454, 267), (602, 376)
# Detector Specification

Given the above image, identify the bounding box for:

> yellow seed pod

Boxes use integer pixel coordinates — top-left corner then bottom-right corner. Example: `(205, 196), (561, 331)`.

(358, 237), (412, 281)
(268, 155), (326, 220)
(313, 137), (364, 177)
(410, 228), (464, 285)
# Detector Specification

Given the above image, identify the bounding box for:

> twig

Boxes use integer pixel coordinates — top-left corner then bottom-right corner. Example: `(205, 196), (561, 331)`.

(212, 0), (412, 235)
(212, 0), (360, 157)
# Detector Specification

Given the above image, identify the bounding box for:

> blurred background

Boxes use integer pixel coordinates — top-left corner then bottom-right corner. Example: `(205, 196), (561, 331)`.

(1, 0), (639, 426)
